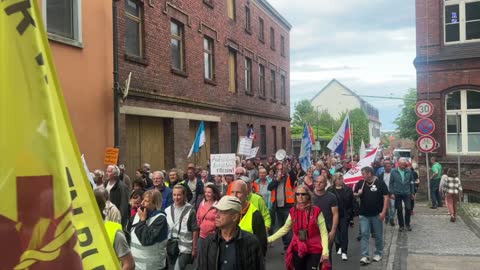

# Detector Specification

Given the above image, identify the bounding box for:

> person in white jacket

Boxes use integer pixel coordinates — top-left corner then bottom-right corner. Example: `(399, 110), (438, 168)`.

(165, 184), (199, 270)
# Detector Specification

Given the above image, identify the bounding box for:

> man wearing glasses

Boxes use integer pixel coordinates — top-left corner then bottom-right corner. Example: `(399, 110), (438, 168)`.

(313, 175), (339, 264)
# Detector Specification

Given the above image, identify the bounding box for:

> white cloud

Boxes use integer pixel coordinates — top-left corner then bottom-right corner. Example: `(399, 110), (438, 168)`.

(267, 0), (416, 130)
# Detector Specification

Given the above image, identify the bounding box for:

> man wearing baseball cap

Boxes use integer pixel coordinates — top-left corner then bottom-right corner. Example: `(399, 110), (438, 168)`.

(198, 196), (265, 270)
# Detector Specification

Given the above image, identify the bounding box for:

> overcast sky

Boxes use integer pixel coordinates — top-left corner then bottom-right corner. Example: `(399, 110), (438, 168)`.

(268, 0), (416, 131)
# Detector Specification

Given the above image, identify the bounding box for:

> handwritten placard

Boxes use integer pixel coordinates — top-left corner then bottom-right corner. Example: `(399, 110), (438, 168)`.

(246, 147), (259, 159)
(210, 154), (236, 175)
(104, 147), (119, 165)
(237, 136), (253, 156)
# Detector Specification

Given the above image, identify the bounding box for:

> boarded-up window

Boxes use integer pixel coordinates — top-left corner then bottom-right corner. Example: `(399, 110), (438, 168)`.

(227, 0), (235, 19)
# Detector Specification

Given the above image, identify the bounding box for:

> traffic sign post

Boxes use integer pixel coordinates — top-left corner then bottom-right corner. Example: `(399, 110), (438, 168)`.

(416, 118), (435, 135)
(416, 100), (434, 118)
(415, 100), (435, 202)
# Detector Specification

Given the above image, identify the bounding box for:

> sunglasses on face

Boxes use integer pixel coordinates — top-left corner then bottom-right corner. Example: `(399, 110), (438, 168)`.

(295, 192), (308, 196)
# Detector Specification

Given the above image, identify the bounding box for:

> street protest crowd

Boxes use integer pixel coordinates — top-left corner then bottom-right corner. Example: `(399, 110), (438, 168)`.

(90, 153), (463, 270)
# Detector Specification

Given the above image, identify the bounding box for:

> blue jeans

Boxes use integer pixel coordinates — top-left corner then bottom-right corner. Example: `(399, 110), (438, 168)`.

(430, 179), (441, 207)
(387, 199), (395, 222)
(359, 215), (384, 257)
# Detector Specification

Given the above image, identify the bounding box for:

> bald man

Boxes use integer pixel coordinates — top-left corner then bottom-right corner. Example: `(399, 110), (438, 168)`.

(389, 158), (415, 232)
(231, 180), (268, 256)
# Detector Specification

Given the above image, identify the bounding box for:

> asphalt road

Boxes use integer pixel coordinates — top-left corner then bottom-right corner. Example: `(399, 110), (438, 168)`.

(266, 217), (382, 270)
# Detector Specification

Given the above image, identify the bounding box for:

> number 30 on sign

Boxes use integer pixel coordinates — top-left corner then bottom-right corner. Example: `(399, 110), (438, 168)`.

(415, 101), (434, 118)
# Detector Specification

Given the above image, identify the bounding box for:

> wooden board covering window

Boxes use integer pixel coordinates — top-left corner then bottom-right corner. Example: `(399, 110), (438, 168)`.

(227, 0), (235, 19)
(228, 50), (237, 92)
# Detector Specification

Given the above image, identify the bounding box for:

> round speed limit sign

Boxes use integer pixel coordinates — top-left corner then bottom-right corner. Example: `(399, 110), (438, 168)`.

(416, 100), (434, 118)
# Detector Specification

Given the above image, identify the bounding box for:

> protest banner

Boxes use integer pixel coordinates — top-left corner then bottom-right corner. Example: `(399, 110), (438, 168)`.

(104, 147), (119, 165)
(210, 154), (236, 175)
(344, 147), (378, 187)
(246, 147), (259, 159)
(237, 136), (253, 156)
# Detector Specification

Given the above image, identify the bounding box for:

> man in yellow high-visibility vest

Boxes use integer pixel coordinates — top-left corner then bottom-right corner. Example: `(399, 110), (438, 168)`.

(231, 180), (267, 256)
(94, 189), (135, 269)
(238, 176), (271, 231)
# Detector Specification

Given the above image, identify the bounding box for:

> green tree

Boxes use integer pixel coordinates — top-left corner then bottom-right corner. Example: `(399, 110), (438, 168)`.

(394, 88), (418, 141)
(292, 99), (316, 127)
(337, 108), (370, 153)
(316, 109), (337, 134)
(380, 133), (391, 149)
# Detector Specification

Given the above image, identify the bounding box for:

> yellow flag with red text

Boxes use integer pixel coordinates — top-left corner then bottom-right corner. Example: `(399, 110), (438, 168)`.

(0, 0), (119, 269)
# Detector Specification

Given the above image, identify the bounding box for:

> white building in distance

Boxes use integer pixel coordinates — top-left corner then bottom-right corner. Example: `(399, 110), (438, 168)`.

(310, 79), (382, 147)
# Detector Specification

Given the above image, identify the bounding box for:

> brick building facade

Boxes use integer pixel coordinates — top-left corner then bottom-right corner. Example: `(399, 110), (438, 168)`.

(415, 0), (480, 193)
(117, 0), (291, 173)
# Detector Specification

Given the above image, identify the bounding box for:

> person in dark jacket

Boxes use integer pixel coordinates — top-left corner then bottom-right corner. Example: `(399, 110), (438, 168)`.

(185, 166), (205, 210)
(167, 169), (193, 202)
(150, 171), (173, 210)
(268, 161), (297, 251)
(389, 158), (415, 232)
(198, 195), (265, 270)
(327, 172), (354, 261)
(378, 160), (395, 226)
(104, 165), (131, 228)
(131, 189), (169, 270)
(231, 180), (268, 256)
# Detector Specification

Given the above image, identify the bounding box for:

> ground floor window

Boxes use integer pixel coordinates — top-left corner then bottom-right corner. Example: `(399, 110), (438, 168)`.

(445, 89), (480, 154)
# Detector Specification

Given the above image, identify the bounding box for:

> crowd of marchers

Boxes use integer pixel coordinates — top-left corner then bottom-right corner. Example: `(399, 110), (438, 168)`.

(88, 152), (463, 269)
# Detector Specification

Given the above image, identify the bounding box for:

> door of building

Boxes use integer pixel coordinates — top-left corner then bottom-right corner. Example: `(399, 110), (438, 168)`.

(125, 115), (165, 176)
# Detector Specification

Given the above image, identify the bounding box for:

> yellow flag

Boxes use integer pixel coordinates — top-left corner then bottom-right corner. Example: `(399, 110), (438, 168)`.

(0, 1), (119, 269)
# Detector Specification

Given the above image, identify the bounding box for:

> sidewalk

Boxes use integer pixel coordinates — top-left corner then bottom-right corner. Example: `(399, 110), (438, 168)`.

(459, 202), (480, 239)
(386, 202), (480, 270)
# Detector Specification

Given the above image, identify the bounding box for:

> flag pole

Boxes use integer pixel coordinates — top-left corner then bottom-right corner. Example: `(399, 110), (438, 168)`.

(204, 134), (209, 168)
(349, 114), (354, 159)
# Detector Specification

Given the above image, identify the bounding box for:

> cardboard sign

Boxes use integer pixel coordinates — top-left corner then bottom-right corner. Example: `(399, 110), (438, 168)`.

(246, 147), (259, 159)
(237, 136), (253, 156)
(104, 147), (119, 165)
(210, 154), (236, 175)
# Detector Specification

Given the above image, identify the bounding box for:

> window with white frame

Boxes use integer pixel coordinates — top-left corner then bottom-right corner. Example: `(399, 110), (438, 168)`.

(258, 64), (265, 97)
(270, 70), (276, 100)
(45, 0), (82, 43)
(126, 0), (143, 57)
(170, 20), (185, 71)
(244, 57), (252, 93)
(444, 0), (480, 43)
(280, 74), (286, 104)
(445, 90), (480, 154)
(204, 37), (214, 80)
(259, 18), (265, 42)
(245, 6), (251, 32)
